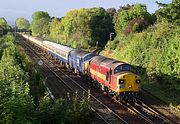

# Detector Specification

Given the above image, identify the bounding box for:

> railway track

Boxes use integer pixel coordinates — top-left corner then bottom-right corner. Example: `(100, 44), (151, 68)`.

(17, 35), (176, 124)
(18, 36), (129, 124)
(124, 100), (174, 124)
(53, 60), (175, 124)
(140, 88), (180, 123)
(135, 99), (174, 123)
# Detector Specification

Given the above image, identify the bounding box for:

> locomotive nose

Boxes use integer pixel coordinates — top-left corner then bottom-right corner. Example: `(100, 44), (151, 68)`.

(117, 72), (141, 92)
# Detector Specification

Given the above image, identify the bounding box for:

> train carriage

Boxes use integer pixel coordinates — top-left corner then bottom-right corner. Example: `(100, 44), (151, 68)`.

(43, 41), (74, 65)
(89, 55), (141, 99)
(21, 34), (43, 47)
(68, 50), (97, 75)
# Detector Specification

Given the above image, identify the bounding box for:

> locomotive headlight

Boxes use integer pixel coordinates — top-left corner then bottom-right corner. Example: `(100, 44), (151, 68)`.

(136, 79), (141, 84)
(128, 85), (132, 88)
(119, 79), (125, 84)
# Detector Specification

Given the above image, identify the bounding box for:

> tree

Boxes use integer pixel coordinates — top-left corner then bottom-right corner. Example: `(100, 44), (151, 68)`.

(89, 7), (114, 47)
(32, 18), (50, 37)
(31, 11), (51, 37)
(15, 18), (30, 30)
(0, 17), (7, 28)
(114, 4), (153, 35)
(155, 0), (180, 24)
(106, 8), (116, 19)
(49, 7), (113, 48)
(49, 18), (61, 42)
(0, 17), (11, 30)
(32, 11), (50, 21)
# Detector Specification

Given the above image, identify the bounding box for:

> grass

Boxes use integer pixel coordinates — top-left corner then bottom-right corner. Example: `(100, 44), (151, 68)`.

(142, 82), (180, 105)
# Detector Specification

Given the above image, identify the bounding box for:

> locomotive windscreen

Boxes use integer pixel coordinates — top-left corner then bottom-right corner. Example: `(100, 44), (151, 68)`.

(114, 64), (134, 74)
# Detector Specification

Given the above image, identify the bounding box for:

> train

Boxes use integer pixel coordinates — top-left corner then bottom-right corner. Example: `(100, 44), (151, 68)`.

(19, 33), (141, 100)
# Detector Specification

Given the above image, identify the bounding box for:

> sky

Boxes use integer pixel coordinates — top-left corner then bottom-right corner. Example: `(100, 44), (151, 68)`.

(0, 0), (171, 25)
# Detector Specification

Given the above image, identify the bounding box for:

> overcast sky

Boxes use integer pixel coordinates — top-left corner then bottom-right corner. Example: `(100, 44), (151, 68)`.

(0, 0), (171, 25)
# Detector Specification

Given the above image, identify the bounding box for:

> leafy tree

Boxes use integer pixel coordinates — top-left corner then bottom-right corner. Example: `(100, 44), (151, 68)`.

(49, 18), (62, 42)
(49, 7), (113, 48)
(155, 0), (180, 24)
(32, 18), (50, 37)
(0, 17), (7, 28)
(106, 8), (116, 19)
(124, 17), (149, 35)
(114, 4), (153, 35)
(15, 18), (30, 30)
(31, 11), (51, 37)
(32, 11), (50, 21)
(0, 17), (11, 31)
(89, 7), (114, 47)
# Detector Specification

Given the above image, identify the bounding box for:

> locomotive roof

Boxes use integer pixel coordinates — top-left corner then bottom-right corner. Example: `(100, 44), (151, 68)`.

(43, 40), (74, 52)
(70, 49), (93, 58)
(91, 55), (127, 68)
(30, 36), (44, 42)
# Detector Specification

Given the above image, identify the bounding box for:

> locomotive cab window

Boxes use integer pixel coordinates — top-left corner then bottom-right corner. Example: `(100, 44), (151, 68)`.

(114, 64), (134, 74)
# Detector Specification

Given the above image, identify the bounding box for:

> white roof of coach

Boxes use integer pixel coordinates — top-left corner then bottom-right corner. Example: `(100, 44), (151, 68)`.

(43, 40), (74, 53)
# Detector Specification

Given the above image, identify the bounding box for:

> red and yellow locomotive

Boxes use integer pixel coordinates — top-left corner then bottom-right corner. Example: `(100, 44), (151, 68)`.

(89, 55), (141, 100)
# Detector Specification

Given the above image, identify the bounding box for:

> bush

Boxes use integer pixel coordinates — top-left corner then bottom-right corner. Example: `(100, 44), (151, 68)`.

(105, 21), (180, 98)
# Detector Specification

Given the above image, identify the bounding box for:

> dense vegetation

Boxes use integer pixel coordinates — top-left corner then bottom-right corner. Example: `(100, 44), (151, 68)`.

(15, 18), (30, 30)
(0, 20), (92, 123)
(13, 0), (180, 112)
(0, 17), (11, 30)
(103, 1), (180, 103)
(31, 8), (113, 49)
(31, 11), (51, 37)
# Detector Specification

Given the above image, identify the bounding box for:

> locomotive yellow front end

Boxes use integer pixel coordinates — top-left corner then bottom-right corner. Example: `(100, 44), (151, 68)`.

(117, 72), (141, 99)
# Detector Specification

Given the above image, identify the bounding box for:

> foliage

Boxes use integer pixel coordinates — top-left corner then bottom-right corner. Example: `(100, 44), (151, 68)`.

(31, 11), (51, 37)
(49, 18), (62, 43)
(106, 8), (116, 19)
(0, 34), (36, 123)
(124, 17), (149, 35)
(105, 21), (180, 100)
(36, 94), (92, 124)
(0, 17), (11, 33)
(155, 0), (180, 25)
(0, 34), (92, 123)
(103, 0), (180, 104)
(114, 4), (153, 36)
(15, 18), (30, 30)
(0, 17), (8, 29)
(49, 7), (113, 48)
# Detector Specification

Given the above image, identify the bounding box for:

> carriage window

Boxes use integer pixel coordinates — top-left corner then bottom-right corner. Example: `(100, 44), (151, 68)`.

(84, 54), (95, 62)
(106, 71), (109, 81)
